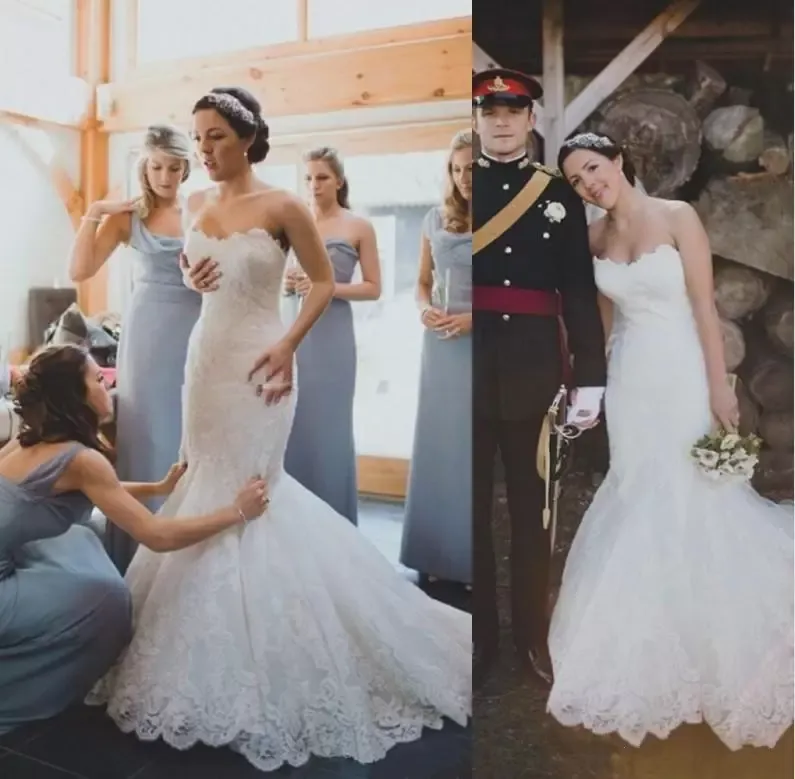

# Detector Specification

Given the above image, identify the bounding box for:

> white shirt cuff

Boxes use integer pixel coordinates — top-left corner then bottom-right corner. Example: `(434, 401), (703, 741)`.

(566, 386), (605, 426)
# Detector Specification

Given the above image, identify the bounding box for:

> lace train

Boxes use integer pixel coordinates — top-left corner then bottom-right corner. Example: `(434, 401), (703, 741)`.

(87, 475), (471, 770)
(547, 246), (793, 751)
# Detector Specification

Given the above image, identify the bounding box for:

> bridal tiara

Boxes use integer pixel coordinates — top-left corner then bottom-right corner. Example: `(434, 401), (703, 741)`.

(201, 92), (258, 127)
(563, 132), (617, 149)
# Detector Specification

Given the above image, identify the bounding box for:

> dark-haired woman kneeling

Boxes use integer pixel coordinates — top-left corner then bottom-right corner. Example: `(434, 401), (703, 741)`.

(0, 344), (268, 734)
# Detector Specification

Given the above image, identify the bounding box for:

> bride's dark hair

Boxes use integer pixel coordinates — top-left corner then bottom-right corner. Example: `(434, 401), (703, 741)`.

(557, 132), (637, 186)
(192, 86), (270, 164)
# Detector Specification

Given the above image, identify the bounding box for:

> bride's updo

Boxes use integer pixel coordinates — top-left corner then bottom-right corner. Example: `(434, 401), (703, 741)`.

(557, 132), (637, 186)
(192, 87), (271, 164)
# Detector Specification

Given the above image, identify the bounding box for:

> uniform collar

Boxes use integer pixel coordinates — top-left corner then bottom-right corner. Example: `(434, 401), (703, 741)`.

(478, 149), (531, 169)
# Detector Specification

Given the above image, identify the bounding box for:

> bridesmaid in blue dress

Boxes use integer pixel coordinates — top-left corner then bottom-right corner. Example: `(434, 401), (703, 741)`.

(0, 345), (268, 734)
(68, 125), (206, 573)
(283, 147), (382, 524)
(400, 130), (473, 586)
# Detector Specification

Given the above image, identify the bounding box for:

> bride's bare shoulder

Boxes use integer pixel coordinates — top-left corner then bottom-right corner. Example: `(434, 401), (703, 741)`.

(249, 186), (313, 240)
(254, 187), (310, 219)
(654, 197), (699, 221)
(656, 198), (705, 237)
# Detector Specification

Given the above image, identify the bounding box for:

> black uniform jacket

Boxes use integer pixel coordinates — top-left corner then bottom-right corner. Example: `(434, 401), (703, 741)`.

(472, 153), (607, 421)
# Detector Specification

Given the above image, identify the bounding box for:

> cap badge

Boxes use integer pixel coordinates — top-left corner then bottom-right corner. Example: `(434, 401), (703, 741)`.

(487, 76), (510, 93)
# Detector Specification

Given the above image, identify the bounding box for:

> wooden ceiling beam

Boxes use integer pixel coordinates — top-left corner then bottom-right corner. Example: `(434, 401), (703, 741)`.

(275, 118), (468, 157)
(126, 16), (470, 80)
(98, 30), (471, 133)
(561, 19), (782, 41)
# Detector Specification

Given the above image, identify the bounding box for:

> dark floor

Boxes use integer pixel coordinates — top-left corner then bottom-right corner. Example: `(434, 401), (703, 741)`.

(0, 500), (472, 779)
(473, 471), (795, 779)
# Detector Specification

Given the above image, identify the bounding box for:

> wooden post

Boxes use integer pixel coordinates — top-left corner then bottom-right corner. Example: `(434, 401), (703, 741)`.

(125, 0), (139, 74)
(542, 0), (565, 164)
(297, 0), (308, 41)
(76, 0), (111, 315)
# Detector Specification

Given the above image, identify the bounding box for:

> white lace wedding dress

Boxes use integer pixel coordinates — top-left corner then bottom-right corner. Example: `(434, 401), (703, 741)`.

(547, 244), (793, 751)
(87, 228), (471, 771)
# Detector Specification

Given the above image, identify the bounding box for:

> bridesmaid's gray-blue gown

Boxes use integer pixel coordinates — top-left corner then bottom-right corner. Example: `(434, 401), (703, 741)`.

(400, 207), (472, 584)
(105, 213), (201, 573)
(284, 239), (359, 525)
(0, 444), (132, 733)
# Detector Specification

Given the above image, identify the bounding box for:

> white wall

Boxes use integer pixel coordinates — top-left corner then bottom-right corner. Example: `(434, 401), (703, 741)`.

(0, 123), (79, 352)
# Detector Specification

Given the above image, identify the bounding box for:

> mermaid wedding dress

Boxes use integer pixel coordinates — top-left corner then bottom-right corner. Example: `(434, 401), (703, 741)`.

(87, 227), (471, 771)
(547, 244), (793, 751)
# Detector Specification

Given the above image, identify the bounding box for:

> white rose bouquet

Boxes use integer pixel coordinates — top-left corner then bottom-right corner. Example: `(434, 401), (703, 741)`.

(691, 428), (763, 484)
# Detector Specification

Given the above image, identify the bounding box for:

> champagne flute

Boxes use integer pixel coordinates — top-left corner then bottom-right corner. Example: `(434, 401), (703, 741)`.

(438, 268), (453, 340)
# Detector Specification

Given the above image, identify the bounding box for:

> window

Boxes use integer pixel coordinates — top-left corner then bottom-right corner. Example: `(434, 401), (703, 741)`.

(307, 0), (470, 37)
(136, 0), (298, 64)
(343, 149), (448, 461)
(0, 124), (75, 352)
(0, 0), (74, 79)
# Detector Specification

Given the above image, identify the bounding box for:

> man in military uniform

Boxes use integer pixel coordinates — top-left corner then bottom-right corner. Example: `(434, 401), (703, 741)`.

(472, 68), (607, 687)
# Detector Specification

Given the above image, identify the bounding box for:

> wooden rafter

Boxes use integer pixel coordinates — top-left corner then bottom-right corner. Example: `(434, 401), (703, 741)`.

(472, 43), (498, 72)
(279, 119), (468, 157)
(542, 0), (565, 164)
(0, 120), (84, 227)
(563, 0), (701, 134)
(98, 21), (471, 133)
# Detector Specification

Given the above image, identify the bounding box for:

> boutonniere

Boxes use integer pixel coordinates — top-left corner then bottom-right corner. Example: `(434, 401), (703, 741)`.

(543, 201), (566, 223)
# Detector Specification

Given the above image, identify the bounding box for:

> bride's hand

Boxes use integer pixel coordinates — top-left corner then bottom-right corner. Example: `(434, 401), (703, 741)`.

(710, 381), (740, 432)
(180, 253), (222, 293)
(248, 339), (295, 406)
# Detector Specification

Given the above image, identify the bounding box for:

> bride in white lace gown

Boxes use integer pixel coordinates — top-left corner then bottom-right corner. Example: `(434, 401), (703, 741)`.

(87, 88), (470, 771)
(546, 132), (792, 752)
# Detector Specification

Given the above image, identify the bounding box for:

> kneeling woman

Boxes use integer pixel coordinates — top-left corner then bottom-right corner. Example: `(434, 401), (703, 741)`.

(0, 344), (268, 734)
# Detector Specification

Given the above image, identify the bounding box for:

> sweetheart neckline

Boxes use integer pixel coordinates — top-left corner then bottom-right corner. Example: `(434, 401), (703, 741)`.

(594, 243), (679, 267)
(189, 227), (286, 259)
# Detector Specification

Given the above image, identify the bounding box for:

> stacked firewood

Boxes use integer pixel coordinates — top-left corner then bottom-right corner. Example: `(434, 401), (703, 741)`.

(578, 62), (794, 498)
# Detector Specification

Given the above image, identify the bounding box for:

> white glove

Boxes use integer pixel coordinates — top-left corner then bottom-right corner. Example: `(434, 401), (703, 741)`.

(566, 386), (605, 428)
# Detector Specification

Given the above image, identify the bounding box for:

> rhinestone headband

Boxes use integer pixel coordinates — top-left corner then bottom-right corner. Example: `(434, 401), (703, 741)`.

(202, 92), (257, 127)
(563, 132), (616, 149)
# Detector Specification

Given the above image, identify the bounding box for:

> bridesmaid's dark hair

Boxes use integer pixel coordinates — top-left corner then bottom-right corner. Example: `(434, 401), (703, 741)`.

(192, 86), (271, 164)
(303, 146), (350, 209)
(557, 132), (637, 186)
(13, 345), (110, 455)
